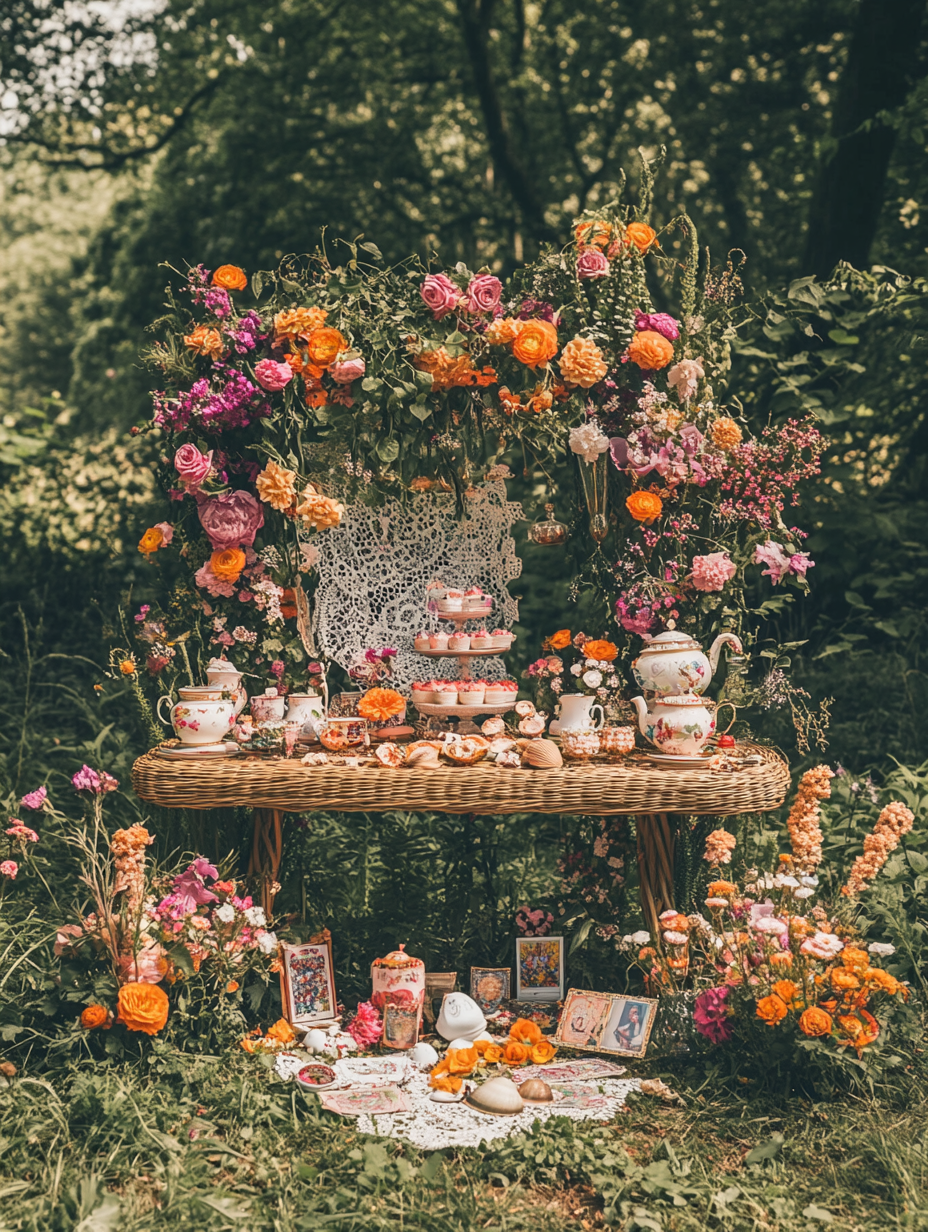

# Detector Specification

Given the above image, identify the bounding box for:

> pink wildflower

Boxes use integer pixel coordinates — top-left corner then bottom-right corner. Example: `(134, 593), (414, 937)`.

(20, 787), (47, 811)
(690, 551), (737, 593)
(693, 985), (732, 1044)
(6, 822), (38, 843)
(0, 860), (17, 879)
(345, 1000), (383, 1048)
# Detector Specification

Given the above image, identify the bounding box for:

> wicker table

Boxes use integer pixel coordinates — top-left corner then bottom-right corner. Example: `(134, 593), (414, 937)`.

(132, 743), (789, 929)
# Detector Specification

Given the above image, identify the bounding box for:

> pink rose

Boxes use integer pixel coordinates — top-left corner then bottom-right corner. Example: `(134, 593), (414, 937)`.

(174, 444), (214, 490)
(118, 944), (168, 985)
(666, 358), (704, 403)
(635, 310), (680, 341)
(154, 521), (174, 546)
(690, 551), (737, 593)
(576, 249), (610, 280)
(197, 490), (264, 550)
(420, 273), (460, 319)
(329, 356), (365, 384)
(465, 274), (502, 314)
(254, 359), (294, 392)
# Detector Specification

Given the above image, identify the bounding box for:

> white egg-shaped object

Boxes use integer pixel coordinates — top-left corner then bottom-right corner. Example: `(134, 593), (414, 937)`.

(436, 992), (487, 1042)
(409, 1041), (440, 1071)
(303, 1028), (328, 1054)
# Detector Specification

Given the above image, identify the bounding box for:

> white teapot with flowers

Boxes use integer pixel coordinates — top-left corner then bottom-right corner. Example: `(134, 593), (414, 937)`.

(631, 630), (742, 697)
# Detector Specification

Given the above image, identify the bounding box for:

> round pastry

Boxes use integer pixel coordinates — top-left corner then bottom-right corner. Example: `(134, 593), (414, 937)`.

(443, 736), (490, 765)
(374, 742), (406, 767)
(470, 629), (492, 650)
(438, 589), (463, 613)
(481, 716), (506, 737)
(414, 632), (431, 651)
(433, 681), (459, 705)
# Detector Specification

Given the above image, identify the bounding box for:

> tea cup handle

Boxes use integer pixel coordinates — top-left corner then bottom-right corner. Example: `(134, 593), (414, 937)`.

(156, 695), (175, 726)
(714, 701), (737, 734)
(590, 704), (605, 729)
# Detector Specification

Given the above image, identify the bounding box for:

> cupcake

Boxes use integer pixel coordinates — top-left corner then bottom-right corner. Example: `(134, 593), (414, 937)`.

(470, 629), (492, 650)
(459, 680), (486, 705)
(438, 589), (463, 613)
(429, 632), (450, 651)
(462, 587), (485, 612)
(414, 631), (431, 651)
(448, 632), (471, 651)
(434, 680), (459, 706)
(491, 629), (513, 649)
(411, 681), (433, 705)
(484, 679), (518, 706)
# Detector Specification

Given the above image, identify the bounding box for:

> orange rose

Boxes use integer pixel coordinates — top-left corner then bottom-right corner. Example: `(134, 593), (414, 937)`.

(183, 324), (224, 359)
(544, 629), (572, 651)
(582, 640), (618, 662)
(117, 983), (169, 1036)
(831, 968), (860, 992)
(627, 330), (674, 370)
(841, 947), (869, 972)
(509, 1018), (542, 1046)
(357, 687), (405, 722)
(530, 1039), (557, 1064)
(306, 327), (347, 366)
(80, 1004), (111, 1030)
(772, 980), (798, 1005)
(431, 1073), (463, 1093)
(799, 1007), (833, 1037)
(503, 1039), (529, 1065)
(138, 527), (164, 555)
(265, 1018), (296, 1044)
(483, 1043), (504, 1064)
(626, 491), (663, 522)
(511, 320), (558, 368)
(865, 968), (899, 995)
(447, 1046), (479, 1076)
(755, 994), (787, 1026)
(210, 548), (246, 583)
(212, 265), (248, 291)
(624, 222), (658, 253)
(575, 219), (612, 249)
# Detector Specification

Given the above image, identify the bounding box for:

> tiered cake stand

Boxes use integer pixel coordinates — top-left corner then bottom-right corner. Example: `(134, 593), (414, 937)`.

(414, 610), (515, 733)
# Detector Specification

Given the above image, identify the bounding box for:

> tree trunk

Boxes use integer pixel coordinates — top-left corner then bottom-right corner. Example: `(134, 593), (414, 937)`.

(803, 0), (926, 276)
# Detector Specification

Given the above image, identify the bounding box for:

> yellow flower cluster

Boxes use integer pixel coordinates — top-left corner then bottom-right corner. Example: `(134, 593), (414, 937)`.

(559, 336), (608, 389)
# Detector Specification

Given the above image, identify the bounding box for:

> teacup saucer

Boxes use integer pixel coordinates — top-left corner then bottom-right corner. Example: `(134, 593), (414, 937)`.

(155, 742), (240, 759)
(641, 750), (712, 765)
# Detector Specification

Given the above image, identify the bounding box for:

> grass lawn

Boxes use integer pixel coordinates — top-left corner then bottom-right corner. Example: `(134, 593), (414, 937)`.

(3, 1052), (927, 1231)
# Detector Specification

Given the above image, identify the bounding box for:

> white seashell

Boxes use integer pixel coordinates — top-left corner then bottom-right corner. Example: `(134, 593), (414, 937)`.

(488, 737), (516, 755)
(436, 992), (487, 1042)
(430, 1086), (467, 1103)
(496, 749), (522, 768)
(481, 717), (506, 737)
(466, 1075), (524, 1115)
(409, 1041), (440, 1071)
(522, 739), (563, 769)
(407, 744), (441, 768)
(301, 751), (329, 766)
(514, 700), (536, 718)
(303, 1028), (327, 1053)
(518, 714), (547, 736)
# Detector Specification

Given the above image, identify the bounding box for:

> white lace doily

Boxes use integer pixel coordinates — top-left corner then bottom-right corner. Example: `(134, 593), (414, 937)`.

(308, 482), (524, 689)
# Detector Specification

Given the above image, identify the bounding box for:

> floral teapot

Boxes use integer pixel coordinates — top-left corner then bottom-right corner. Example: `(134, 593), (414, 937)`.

(631, 630), (742, 697)
(631, 695), (736, 757)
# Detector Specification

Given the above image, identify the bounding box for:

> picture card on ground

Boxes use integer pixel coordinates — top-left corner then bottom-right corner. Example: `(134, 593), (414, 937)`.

(423, 972), (457, 1025)
(470, 967), (511, 1014)
(515, 936), (564, 1002)
(515, 1058), (627, 1084)
(383, 1002), (419, 1050)
(554, 989), (658, 1058)
(280, 934), (337, 1028)
(318, 1085), (411, 1116)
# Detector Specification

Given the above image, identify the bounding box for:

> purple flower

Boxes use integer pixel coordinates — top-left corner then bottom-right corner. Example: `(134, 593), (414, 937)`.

(204, 287), (232, 318)
(172, 859), (219, 913)
(517, 298), (556, 322)
(693, 986), (733, 1044)
(71, 765), (101, 793)
(229, 310), (264, 354)
(20, 786), (47, 811)
(754, 541), (814, 585)
(634, 310), (680, 341)
(134, 604), (151, 623)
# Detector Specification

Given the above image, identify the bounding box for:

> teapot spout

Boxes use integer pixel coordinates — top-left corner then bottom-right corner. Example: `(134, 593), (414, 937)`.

(708, 632), (743, 675)
(630, 695), (649, 734)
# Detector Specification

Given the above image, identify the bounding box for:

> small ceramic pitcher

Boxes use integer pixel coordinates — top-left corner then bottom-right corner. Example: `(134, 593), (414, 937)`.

(251, 689), (286, 724)
(157, 693), (236, 746)
(550, 693), (605, 736)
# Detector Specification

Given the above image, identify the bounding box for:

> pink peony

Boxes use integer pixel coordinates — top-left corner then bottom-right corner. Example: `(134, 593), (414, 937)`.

(576, 248), (610, 280)
(174, 444), (214, 490)
(195, 560), (236, 598)
(635, 310), (680, 341)
(20, 786), (47, 811)
(0, 860), (17, 880)
(420, 273), (460, 319)
(690, 551), (737, 593)
(693, 985), (732, 1044)
(254, 359), (294, 392)
(465, 274), (502, 314)
(666, 358), (704, 402)
(197, 490), (264, 551)
(345, 1000), (383, 1048)
(329, 356), (365, 384)
(754, 541), (792, 585)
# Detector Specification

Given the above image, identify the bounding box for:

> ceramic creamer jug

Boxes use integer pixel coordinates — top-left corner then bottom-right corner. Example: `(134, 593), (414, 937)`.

(285, 692), (326, 736)
(549, 693), (605, 736)
(631, 630), (742, 697)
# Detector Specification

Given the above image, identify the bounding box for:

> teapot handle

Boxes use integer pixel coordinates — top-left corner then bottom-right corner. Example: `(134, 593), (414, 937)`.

(714, 701), (737, 734)
(590, 704), (605, 730)
(156, 695), (175, 726)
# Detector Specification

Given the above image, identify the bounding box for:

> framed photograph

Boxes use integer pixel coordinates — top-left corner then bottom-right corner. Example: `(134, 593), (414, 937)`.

(515, 936), (564, 1002)
(423, 972), (457, 1025)
(470, 967), (511, 1014)
(554, 989), (658, 1058)
(280, 933), (337, 1029)
(382, 1002), (419, 1050)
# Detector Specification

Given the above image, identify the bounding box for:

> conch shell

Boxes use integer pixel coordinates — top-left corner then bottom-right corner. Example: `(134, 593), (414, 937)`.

(521, 739), (563, 769)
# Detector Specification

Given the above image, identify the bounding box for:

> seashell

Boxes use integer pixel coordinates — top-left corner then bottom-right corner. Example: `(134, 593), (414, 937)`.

(374, 742), (406, 767)
(443, 737), (489, 766)
(518, 713), (547, 736)
(481, 716), (506, 737)
(409, 1041), (440, 1071)
(301, 751), (329, 766)
(519, 1078), (554, 1103)
(496, 749), (522, 768)
(407, 745), (441, 768)
(488, 737), (516, 755)
(436, 993), (487, 1042)
(430, 1086), (467, 1103)
(303, 1028), (328, 1054)
(514, 699), (536, 718)
(465, 1075), (524, 1116)
(522, 739), (563, 769)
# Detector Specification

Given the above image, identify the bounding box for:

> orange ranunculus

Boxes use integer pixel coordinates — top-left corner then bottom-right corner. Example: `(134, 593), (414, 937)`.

(212, 264), (248, 291)
(755, 994), (787, 1026)
(305, 388), (328, 408)
(447, 1046), (479, 1076)
(769, 952), (794, 968)
(772, 980), (799, 1005)
(626, 491), (663, 522)
(138, 527), (164, 555)
(274, 307), (328, 340)
(431, 1073), (464, 1093)
(117, 983), (169, 1036)
(503, 1039), (529, 1065)
(265, 1017), (297, 1044)
(511, 319), (558, 368)
(485, 316), (519, 345)
(184, 324), (224, 359)
(483, 1043), (504, 1064)
(708, 880), (736, 896)
(627, 330), (674, 371)
(831, 968), (860, 992)
(306, 327), (347, 367)
(835, 1010), (880, 1054)
(841, 946), (869, 972)
(624, 222), (658, 253)
(799, 1006), (833, 1037)
(582, 639), (618, 662)
(509, 1018), (543, 1046)
(865, 968), (899, 995)
(575, 219), (612, 249)
(80, 1004), (111, 1030)
(357, 687), (405, 722)
(210, 548), (246, 583)
(530, 1039), (557, 1064)
(544, 629), (572, 651)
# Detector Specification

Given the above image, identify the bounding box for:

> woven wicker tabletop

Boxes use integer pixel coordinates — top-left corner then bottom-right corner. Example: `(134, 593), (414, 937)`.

(132, 742), (789, 816)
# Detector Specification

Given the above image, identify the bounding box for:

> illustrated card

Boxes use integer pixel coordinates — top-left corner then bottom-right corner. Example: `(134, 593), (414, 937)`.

(281, 937), (337, 1028)
(554, 988), (657, 1058)
(318, 1084), (411, 1116)
(515, 936), (564, 1002)
(470, 967), (511, 1014)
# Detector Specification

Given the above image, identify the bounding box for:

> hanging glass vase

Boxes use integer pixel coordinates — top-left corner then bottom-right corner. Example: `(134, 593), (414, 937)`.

(720, 652), (753, 705)
(577, 452), (609, 543)
(529, 503), (569, 546)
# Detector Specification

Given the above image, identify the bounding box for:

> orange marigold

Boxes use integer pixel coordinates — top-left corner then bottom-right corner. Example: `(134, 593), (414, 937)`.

(483, 1043), (504, 1063)
(306, 327), (347, 366)
(708, 880), (736, 896)
(184, 324), (224, 359)
(80, 1004), (111, 1030)
(626, 490), (663, 522)
(212, 264), (248, 291)
(503, 1039), (529, 1065)
(357, 688), (405, 721)
(841, 947), (869, 972)
(865, 968), (899, 995)
(582, 639), (618, 662)
(531, 1039), (557, 1064)
(138, 527), (164, 555)
(624, 222), (658, 253)
(710, 417), (743, 452)
(511, 320), (559, 368)
(265, 1018), (296, 1044)
(831, 968), (860, 992)
(117, 983), (169, 1036)
(799, 1006), (833, 1037)
(559, 336), (608, 388)
(769, 952), (794, 968)
(415, 347), (488, 391)
(447, 1046), (479, 1075)
(755, 994), (788, 1026)
(627, 330), (674, 371)
(544, 629), (572, 651)
(210, 548), (246, 583)
(509, 1018), (543, 1046)
(274, 307), (328, 341)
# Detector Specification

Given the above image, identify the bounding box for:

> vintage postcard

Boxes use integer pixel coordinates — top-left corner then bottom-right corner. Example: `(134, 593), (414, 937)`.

(515, 936), (564, 1002)
(470, 967), (511, 1014)
(280, 936), (337, 1028)
(318, 1084), (411, 1116)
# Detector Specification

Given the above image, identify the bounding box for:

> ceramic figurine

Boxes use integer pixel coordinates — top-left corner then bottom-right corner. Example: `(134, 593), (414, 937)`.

(436, 992), (487, 1042)
(631, 630), (742, 697)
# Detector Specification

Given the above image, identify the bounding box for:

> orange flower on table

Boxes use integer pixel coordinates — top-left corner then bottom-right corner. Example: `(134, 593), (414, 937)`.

(306, 326), (347, 367)
(138, 527), (164, 555)
(483, 1043), (504, 1064)
(627, 330), (674, 371)
(531, 1039), (557, 1064)
(511, 319), (558, 368)
(447, 1046), (479, 1076)
(212, 264), (248, 291)
(509, 1018), (543, 1046)
(431, 1073), (464, 1094)
(503, 1039), (529, 1066)
(799, 1006), (833, 1037)
(582, 639), (618, 662)
(543, 629), (572, 651)
(210, 548), (246, 584)
(626, 490), (663, 523)
(358, 687), (405, 722)
(575, 219), (612, 249)
(184, 324), (224, 359)
(265, 1018), (296, 1045)
(485, 316), (519, 345)
(80, 1004), (111, 1030)
(274, 306), (328, 342)
(256, 460), (297, 511)
(755, 994), (787, 1026)
(624, 222), (658, 253)
(117, 983), (169, 1036)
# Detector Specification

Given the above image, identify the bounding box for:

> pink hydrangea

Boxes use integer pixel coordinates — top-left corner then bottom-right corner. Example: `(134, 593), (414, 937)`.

(465, 274), (502, 314)
(690, 551), (737, 593)
(197, 490), (264, 551)
(0, 860), (18, 880)
(420, 273), (460, 319)
(329, 356), (365, 384)
(20, 786), (47, 811)
(635, 310), (680, 340)
(576, 248), (610, 280)
(693, 985), (732, 1044)
(254, 360), (294, 392)
(174, 443), (214, 490)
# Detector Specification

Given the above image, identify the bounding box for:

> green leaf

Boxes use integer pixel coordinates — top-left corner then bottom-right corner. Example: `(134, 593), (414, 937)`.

(409, 401), (432, 422)
(827, 328), (859, 345)
(361, 376), (383, 393)
(75, 1196), (122, 1232)
(359, 241), (382, 261)
(844, 590), (871, 610)
(251, 271), (264, 299)
(745, 1133), (784, 1164)
(167, 943), (194, 977)
(196, 1194), (254, 1220)
(376, 438), (400, 463)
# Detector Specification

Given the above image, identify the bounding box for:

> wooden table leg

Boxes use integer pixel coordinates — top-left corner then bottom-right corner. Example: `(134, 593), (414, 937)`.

(637, 812), (677, 937)
(248, 808), (285, 916)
